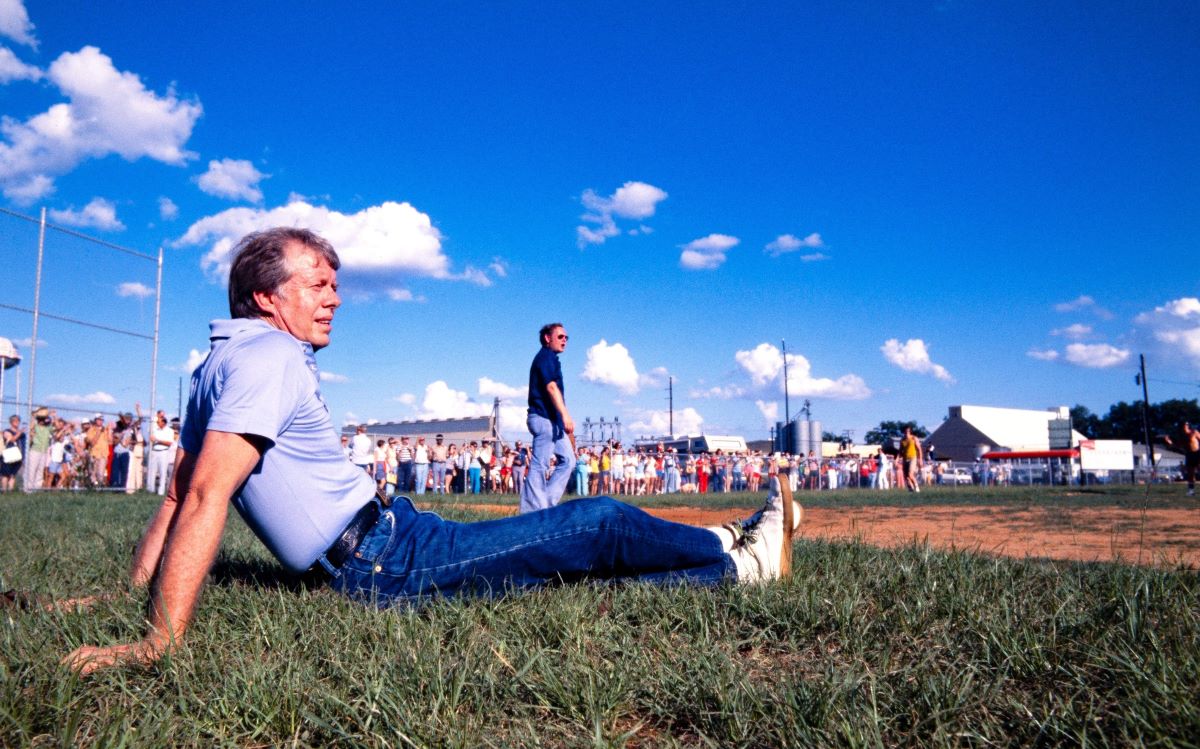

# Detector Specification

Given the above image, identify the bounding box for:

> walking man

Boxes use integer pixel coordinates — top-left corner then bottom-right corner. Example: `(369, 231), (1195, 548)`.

(900, 426), (923, 493)
(1164, 422), (1200, 497)
(519, 322), (576, 513)
(63, 227), (798, 674)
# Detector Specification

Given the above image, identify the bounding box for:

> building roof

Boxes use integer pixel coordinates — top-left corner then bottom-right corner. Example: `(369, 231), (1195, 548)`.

(927, 404), (1087, 462)
(342, 416), (497, 445)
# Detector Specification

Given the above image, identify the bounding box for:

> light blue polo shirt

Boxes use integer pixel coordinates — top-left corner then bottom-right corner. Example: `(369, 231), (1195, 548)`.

(182, 318), (375, 573)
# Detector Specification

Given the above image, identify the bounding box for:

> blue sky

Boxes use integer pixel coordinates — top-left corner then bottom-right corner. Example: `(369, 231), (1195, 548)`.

(0, 0), (1197, 442)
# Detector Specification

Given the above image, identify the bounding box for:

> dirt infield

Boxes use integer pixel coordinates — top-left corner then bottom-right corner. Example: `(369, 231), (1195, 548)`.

(455, 502), (1200, 569)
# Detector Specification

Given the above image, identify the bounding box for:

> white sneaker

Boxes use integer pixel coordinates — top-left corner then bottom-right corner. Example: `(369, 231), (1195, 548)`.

(729, 477), (800, 583)
(1188, 488), (1195, 497)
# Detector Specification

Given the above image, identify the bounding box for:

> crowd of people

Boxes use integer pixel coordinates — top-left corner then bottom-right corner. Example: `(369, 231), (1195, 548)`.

(331, 431), (942, 497)
(0, 406), (180, 494)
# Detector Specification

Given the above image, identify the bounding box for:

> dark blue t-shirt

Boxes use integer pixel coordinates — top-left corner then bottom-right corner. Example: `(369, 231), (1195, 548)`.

(527, 346), (564, 423)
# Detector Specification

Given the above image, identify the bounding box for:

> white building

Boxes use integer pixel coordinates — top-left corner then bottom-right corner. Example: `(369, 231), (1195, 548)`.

(926, 404), (1087, 462)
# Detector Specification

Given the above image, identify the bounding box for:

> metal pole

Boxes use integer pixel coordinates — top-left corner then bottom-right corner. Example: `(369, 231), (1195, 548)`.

(27, 207), (46, 426)
(668, 376), (674, 437)
(150, 247), (163, 416)
(781, 339), (790, 425)
(1138, 354), (1156, 480)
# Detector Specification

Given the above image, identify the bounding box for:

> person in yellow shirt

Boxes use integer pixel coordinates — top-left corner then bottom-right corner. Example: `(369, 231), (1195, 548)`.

(899, 426), (923, 493)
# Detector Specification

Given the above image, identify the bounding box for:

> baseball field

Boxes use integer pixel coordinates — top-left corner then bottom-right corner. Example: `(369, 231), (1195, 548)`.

(2, 486), (1198, 746)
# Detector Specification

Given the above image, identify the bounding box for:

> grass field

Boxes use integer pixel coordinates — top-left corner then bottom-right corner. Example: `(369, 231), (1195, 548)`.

(2, 489), (1198, 747)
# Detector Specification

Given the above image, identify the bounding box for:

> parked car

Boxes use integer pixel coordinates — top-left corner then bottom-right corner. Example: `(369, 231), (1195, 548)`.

(939, 467), (973, 485)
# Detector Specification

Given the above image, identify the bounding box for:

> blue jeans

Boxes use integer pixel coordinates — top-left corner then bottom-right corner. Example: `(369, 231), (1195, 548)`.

(431, 461), (446, 493)
(575, 464), (589, 496)
(468, 466), (481, 494)
(396, 462), (413, 493)
(414, 463), (430, 494)
(326, 496), (734, 606)
(520, 411), (576, 513)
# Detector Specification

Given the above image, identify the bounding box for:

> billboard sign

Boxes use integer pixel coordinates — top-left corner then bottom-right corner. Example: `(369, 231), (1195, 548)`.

(1078, 439), (1134, 471)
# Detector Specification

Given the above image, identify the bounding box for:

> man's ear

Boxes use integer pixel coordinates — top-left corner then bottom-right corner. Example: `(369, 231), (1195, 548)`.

(252, 289), (276, 317)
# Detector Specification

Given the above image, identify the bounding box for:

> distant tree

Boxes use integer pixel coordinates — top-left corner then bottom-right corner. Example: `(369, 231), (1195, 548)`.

(1090, 398), (1200, 441)
(864, 420), (928, 445)
(1069, 404), (1101, 438)
(821, 431), (839, 442)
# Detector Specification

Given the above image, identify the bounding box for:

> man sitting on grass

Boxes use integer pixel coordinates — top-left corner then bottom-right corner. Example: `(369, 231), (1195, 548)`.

(64, 227), (800, 674)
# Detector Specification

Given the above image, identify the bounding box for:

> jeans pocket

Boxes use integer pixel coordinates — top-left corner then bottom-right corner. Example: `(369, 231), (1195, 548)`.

(353, 510), (399, 566)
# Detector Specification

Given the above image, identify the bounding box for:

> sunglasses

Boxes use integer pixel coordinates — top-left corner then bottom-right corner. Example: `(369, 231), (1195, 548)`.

(556, 334), (569, 341)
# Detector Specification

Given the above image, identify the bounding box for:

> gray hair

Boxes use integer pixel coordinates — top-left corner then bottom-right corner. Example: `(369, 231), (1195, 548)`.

(227, 228), (340, 319)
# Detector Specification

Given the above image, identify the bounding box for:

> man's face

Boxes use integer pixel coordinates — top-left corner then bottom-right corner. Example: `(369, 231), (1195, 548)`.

(546, 326), (568, 353)
(257, 243), (341, 350)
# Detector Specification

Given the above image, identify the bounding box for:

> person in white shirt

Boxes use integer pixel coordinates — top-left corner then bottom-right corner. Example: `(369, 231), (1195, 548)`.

(349, 425), (373, 474)
(147, 412), (175, 496)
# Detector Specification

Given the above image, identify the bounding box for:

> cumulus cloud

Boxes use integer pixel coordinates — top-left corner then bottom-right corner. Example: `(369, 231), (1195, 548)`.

(639, 366), (670, 389)
(679, 233), (738, 270)
(158, 196), (178, 220)
(581, 339), (641, 394)
(195, 158), (267, 203)
(116, 281), (153, 299)
(1063, 343), (1130, 368)
(1133, 297), (1200, 369)
(576, 180), (668, 247)
(0, 46), (201, 203)
(627, 406), (704, 438)
(765, 232), (824, 257)
(755, 400), (779, 424)
(1054, 295), (1113, 319)
(478, 377), (526, 400)
(488, 258), (508, 278)
(184, 348), (208, 373)
(0, 0), (36, 48)
(319, 371), (349, 383)
(698, 342), (870, 401)
(49, 197), (124, 231)
(45, 391), (115, 405)
(386, 288), (425, 303)
(1051, 323), (1092, 340)
(409, 380), (526, 435)
(1027, 348), (1060, 361)
(176, 198), (483, 286)
(0, 45), (39, 82)
(880, 338), (955, 383)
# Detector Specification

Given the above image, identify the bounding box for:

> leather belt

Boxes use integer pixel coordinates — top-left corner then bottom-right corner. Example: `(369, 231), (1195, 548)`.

(305, 499), (382, 582)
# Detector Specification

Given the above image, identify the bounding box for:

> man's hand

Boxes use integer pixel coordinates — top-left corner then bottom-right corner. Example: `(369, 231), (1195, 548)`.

(63, 638), (167, 675)
(562, 414), (575, 434)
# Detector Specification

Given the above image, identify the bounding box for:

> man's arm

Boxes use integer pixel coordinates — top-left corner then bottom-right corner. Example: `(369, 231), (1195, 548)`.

(128, 448), (195, 587)
(64, 430), (264, 675)
(545, 382), (574, 434)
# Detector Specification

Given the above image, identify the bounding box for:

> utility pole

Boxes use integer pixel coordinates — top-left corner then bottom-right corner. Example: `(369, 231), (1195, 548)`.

(668, 376), (674, 437)
(1135, 354), (1156, 480)
(781, 339), (790, 425)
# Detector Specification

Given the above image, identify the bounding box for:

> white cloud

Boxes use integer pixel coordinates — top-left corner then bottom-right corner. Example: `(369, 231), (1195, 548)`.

(706, 342), (871, 401)
(0, 46), (201, 203)
(0, 0), (36, 48)
(1063, 343), (1130, 369)
(1051, 323), (1093, 340)
(1026, 348), (1060, 361)
(488, 258), (508, 278)
(411, 380), (525, 436)
(800, 252), (829, 262)
(13, 336), (45, 348)
(880, 338), (955, 383)
(1054, 295), (1113, 319)
(320, 371), (349, 383)
(581, 339), (641, 394)
(386, 288), (425, 303)
(195, 158), (267, 203)
(755, 400), (779, 424)
(478, 377), (526, 400)
(184, 348), (207, 372)
(45, 391), (115, 405)
(393, 393), (416, 406)
(679, 233), (739, 270)
(176, 198), (477, 285)
(577, 180), (668, 247)
(765, 232), (824, 257)
(0, 45), (39, 82)
(627, 406), (704, 438)
(158, 196), (178, 220)
(49, 197), (125, 231)
(1133, 297), (1200, 369)
(639, 366), (670, 389)
(116, 281), (153, 299)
